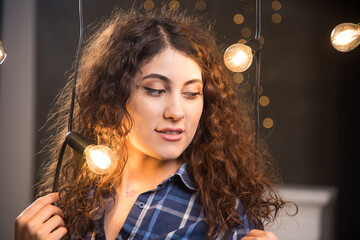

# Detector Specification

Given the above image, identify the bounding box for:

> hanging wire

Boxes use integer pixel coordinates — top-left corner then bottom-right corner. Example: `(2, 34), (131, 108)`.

(68, 0), (84, 132)
(53, 0), (84, 192)
(254, 0), (262, 139)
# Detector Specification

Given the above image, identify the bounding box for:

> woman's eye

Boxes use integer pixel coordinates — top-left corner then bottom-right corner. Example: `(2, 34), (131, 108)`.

(183, 91), (202, 99)
(142, 86), (166, 96)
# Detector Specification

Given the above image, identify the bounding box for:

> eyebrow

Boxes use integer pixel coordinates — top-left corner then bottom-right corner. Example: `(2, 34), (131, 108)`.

(142, 73), (203, 85)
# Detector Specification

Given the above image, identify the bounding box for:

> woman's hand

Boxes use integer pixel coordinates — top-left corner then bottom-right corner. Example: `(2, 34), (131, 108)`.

(241, 230), (278, 240)
(15, 192), (67, 240)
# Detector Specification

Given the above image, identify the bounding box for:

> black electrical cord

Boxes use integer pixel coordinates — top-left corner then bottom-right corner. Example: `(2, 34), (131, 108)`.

(254, 0), (262, 139)
(68, 0), (83, 133)
(52, 0), (84, 192)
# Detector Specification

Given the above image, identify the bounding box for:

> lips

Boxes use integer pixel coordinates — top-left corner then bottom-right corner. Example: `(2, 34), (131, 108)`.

(155, 128), (184, 141)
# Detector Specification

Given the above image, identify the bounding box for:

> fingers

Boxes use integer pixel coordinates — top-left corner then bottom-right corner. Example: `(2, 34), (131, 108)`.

(241, 230), (278, 240)
(15, 192), (67, 240)
(35, 215), (67, 240)
(18, 192), (60, 219)
(30, 204), (64, 228)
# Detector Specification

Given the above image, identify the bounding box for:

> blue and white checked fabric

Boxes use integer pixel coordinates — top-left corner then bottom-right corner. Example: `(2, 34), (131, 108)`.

(85, 163), (255, 240)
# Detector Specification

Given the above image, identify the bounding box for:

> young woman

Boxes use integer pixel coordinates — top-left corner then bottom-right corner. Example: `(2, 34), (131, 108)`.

(15, 8), (287, 240)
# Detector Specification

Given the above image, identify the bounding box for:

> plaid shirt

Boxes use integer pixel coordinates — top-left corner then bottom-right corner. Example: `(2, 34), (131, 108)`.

(86, 163), (255, 240)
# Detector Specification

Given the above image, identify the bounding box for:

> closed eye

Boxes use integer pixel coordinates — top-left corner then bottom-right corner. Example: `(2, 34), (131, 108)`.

(183, 91), (202, 99)
(142, 86), (166, 96)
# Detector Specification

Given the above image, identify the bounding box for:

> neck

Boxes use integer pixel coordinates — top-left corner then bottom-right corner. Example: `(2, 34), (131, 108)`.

(116, 142), (181, 196)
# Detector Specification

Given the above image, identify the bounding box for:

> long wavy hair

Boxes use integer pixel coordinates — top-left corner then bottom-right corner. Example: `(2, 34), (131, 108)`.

(37, 7), (290, 239)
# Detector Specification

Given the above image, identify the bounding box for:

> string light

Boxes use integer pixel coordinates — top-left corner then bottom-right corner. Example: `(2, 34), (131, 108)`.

(224, 43), (253, 72)
(224, 39), (261, 72)
(66, 132), (116, 175)
(331, 23), (360, 52)
(0, 41), (7, 64)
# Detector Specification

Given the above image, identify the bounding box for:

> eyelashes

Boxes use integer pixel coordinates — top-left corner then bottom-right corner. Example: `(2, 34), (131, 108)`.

(141, 86), (202, 99)
(142, 86), (165, 96)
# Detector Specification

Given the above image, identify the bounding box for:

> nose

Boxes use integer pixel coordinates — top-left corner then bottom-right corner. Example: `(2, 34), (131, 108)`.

(163, 94), (184, 121)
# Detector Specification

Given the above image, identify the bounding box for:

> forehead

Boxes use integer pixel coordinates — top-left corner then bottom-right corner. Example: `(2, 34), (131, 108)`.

(137, 48), (202, 83)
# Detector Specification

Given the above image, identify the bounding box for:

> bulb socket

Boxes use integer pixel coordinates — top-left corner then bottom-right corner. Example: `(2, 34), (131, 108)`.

(65, 131), (92, 154)
(245, 38), (262, 55)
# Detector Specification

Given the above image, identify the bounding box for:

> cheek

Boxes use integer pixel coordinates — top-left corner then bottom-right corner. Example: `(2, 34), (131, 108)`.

(127, 97), (162, 133)
(187, 100), (204, 131)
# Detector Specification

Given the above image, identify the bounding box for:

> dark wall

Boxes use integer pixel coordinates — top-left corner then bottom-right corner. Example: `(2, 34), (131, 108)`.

(35, 2), (360, 237)
(35, 0), (359, 185)
(36, 0), (360, 238)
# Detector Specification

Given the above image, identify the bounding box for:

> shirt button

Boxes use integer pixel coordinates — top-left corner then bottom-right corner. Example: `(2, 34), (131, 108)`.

(138, 202), (145, 209)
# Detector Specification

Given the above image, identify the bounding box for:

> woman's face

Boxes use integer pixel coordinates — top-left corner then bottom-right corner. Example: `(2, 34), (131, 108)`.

(126, 47), (203, 161)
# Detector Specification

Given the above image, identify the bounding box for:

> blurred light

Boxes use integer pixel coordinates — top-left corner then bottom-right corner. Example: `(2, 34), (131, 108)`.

(271, 1), (282, 11)
(144, 0), (155, 11)
(195, 0), (206, 11)
(234, 14), (244, 24)
(241, 27), (252, 38)
(65, 132), (115, 175)
(233, 73), (244, 84)
(238, 39), (247, 44)
(260, 35), (265, 45)
(260, 96), (270, 106)
(244, 5), (254, 15)
(263, 118), (274, 128)
(84, 145), (115, 175)
(253, 85), (263, 95)
(0, 41), (7, 64)
(169, 0), (180, 11)
(331, 23), (360, 52)
(224, 43), (253, 72)
(271, 13), (282, 23)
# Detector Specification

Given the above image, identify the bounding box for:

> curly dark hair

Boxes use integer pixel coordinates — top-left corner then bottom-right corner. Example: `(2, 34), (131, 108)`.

(37, 7), (291, 239)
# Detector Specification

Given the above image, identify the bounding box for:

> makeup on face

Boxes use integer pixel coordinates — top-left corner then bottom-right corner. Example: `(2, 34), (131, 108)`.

(126, 47), (204, 162)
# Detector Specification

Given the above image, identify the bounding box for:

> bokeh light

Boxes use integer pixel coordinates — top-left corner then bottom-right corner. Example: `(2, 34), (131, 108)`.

(195, 0), (206, 11)
(263, 118), (274, 128)
(271, 13), (282, 23)
(143, 0), (155, 11)
(260, 96), (270, 106)
(271, 1), (282, 11)
(233, 73), (245, 84)
(169, 0), (180, 11)
(241, 27), (252, 38)
(234, 14), (244, 24)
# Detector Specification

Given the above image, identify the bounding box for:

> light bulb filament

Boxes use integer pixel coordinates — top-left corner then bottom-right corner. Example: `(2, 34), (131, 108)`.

(330, 23), (360, 52)
(88, 149), (112, 170)
(332, 29), (358, 45)
(231, 51), (249, 66)
(84, 144), (115, 174)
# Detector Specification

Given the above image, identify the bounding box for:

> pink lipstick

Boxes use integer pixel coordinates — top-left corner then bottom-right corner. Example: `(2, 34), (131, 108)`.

(155, 128), (184, 141)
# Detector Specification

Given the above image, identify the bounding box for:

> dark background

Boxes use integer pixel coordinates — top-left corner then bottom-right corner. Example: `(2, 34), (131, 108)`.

(34, 0), (359, 238)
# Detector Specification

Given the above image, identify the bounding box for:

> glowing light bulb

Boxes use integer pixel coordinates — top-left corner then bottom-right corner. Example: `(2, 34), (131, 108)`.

(0, 41), (7, 64)
(331, 23), (360, 52)
(224, 43), (253, 72)
(84, 145), (115, 174)
(65, 131), (116, 175)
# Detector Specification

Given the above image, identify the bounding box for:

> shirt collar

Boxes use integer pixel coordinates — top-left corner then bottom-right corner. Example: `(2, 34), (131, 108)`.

(172, 162), (197, 191)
